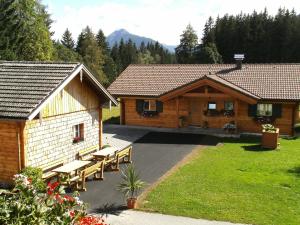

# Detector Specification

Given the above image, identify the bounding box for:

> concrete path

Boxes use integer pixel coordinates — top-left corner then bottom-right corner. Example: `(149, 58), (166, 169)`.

(102, 210), (246, 225)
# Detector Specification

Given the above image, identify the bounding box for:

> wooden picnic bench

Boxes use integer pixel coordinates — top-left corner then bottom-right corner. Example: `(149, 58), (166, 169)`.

(116, 146), (132, 165)
(77, 145), (99, 161)
(77, 160), (105, 191)
(40, 159), (64, 181)
(53, 160), (92, 187)
(92, 146), (133, 171)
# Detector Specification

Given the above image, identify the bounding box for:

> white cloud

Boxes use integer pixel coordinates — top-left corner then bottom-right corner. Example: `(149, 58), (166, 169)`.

(47, 0), (300, 45)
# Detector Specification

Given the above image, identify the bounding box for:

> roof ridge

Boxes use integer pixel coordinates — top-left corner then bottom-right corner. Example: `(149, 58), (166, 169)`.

(0, 61), (80, 64)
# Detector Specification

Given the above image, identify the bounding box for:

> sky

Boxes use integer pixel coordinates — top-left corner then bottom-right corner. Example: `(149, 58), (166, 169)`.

(43, 0), (300, 46)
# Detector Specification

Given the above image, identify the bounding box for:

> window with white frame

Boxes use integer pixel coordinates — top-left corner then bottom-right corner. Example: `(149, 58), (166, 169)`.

(73, 123), (84, 143)
(143, 100), (157, 112)
(257, 104), (272, 116)
(208, 102), (217, 110)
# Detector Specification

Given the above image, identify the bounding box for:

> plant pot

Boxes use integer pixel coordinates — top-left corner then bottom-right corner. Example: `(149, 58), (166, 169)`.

(127, 197), (137, 209)
(261, 128), (279, 149)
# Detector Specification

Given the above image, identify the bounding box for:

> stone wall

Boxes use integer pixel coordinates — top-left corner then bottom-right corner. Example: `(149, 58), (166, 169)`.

(24, 109), (99, 167)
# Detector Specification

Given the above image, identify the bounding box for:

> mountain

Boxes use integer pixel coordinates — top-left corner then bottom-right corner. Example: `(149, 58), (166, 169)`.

(107, 29), (176, 53)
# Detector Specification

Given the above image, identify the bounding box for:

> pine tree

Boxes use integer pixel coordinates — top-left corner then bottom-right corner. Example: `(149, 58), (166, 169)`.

(76, 26), (107, 84)
(96, 29), (118, 83)
(0, 0), (53, 60)
(175, 24), (198, 63)
(53, 41), (81, 62)
(61, 28), (75, 49)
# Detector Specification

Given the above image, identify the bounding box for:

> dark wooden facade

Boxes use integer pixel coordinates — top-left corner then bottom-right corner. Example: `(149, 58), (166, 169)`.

(120, 79), (299, 136)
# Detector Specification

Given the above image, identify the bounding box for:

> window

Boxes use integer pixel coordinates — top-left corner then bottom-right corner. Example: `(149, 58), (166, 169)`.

(73, 123), (84, 143)
(143, 100), (157, 112)
(224, 101), (234, 111)
(257, 104), (272, 116)
(208, 102), (217, 110)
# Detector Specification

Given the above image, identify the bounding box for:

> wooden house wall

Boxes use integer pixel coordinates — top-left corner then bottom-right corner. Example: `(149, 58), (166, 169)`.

(122, 97), (295, 135)
(0, 121), (22, 182)
(42, 76), (100, 118)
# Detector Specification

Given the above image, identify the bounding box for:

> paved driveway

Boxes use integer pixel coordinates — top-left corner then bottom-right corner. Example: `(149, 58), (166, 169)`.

(80, 126), (219, 213)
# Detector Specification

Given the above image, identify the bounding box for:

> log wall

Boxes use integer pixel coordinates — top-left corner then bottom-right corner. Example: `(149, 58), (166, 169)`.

(0, 121), (22, 182)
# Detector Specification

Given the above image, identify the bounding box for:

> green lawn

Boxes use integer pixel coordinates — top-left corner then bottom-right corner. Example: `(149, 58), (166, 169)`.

(102, 105), (120, 124)
(141, 137), (300, 225)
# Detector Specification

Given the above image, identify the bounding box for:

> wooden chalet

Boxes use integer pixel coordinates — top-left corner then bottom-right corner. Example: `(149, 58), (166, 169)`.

(108, 61), (300, 136)
(0, 61), (117, 182)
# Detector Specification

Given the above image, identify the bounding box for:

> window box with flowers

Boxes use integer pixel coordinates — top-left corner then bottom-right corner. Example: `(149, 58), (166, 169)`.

(73, 124), (84, 144)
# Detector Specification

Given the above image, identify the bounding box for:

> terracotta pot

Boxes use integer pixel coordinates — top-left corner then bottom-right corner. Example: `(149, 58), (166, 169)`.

(127, 197), (137, 209)
(261, 128), (279, 149)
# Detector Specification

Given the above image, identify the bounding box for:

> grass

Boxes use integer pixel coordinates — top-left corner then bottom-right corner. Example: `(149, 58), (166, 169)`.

(141, 136), (300, 225)
(102, 105), (120, 124)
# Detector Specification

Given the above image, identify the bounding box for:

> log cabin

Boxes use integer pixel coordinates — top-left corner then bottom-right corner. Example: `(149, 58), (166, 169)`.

(108, 59), (300, 136)
(0, 61), (117, 183)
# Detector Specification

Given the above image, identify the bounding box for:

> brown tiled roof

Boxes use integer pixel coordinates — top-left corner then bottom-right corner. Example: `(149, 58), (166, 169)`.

(108, 64), (300, 100)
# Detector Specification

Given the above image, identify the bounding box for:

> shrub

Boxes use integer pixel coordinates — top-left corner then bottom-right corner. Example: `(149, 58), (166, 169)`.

(0, 174), (108, 225)
(20, 166), (46, 192)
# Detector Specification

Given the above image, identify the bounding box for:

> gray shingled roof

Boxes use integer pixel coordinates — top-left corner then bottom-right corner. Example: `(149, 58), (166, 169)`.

(108, 64), (300, 100)
(0, 61), (116, 120)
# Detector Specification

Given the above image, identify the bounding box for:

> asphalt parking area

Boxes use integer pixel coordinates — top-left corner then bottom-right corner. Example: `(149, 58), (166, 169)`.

(80, 132), (219, 213)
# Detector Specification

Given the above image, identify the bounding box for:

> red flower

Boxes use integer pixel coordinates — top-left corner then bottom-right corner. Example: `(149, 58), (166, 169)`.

(47, 182), (60, 196)
(78, 216), (107, 225)
(64, 195), (75, 202)
(27, 178), (32, 184)
(69, 210), (75, 218)
(54, 193), (63, 203)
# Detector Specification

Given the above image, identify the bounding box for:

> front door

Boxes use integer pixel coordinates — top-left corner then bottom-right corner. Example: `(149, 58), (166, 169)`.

(189, 98), (203, 126)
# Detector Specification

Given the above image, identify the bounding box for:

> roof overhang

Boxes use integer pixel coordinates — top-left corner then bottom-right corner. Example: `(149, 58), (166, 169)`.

(27, 64), (118, 120)
(158, 75), (260, 104)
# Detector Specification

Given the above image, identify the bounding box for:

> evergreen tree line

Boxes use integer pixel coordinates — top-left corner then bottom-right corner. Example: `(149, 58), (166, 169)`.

(0, 0), (175, 85)
(176, 8), (300, 64)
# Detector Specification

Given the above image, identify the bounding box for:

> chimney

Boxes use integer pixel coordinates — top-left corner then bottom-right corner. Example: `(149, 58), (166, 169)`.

(234, 54), (245, 69)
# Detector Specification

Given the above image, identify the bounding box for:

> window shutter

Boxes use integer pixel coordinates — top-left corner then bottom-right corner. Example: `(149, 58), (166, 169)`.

(156, 101), (163, 113)
(136, 100), (144, 113)
(272, 104), (282, 118)
(248, 104), (257, 117)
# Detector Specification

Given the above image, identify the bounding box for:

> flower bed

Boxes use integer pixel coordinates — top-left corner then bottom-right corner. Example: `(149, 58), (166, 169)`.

(0, 174), (108, 225)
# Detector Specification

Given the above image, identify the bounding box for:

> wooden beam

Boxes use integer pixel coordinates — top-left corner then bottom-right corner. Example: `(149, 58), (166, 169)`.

(159, 78), (258, 104)
(99, 107), (103, 149)
(182, 93), (230, 98)
(234, 99), (239, 132)
(176, 97), (179, 128)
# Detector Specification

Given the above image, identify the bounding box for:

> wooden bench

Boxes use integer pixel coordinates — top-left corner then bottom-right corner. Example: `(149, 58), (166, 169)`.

(40, 159), (64, 181)
(77, 145), (99, 161)
(115, 146), (132, 170)
(77, 160), (105, 191)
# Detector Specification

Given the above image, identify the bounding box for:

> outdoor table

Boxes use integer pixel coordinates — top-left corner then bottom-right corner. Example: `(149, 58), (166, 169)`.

(92, 147), (118, 160)
(92, 147), (119, 170)
(53, 160), (92, 185)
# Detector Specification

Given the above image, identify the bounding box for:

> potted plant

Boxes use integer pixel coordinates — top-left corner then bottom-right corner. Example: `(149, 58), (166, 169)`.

(223, 121), (237, 133)
(261, 124), (279, 149)
(117, 164), (145, 209)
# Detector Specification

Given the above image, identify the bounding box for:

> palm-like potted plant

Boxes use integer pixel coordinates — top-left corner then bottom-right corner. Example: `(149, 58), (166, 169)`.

(261, 124), (279, 149)
(117, 164), (145, 209)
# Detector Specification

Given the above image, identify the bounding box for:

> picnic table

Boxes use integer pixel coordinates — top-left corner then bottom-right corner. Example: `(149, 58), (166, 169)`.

(53, 160), (92, 185)
(93, 147), (119, 170)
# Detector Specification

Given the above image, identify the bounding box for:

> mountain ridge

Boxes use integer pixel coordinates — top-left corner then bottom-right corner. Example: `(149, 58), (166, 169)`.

(107, 29), (176, 53)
